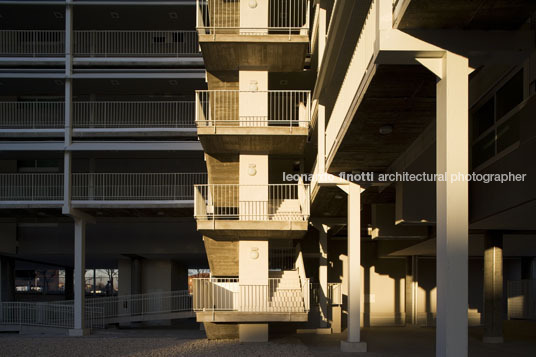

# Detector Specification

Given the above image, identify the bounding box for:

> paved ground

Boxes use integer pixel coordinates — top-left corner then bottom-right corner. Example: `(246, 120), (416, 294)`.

(0, 320), (535, 357)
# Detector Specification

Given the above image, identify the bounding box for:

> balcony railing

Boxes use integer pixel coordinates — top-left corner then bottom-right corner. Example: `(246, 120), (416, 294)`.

(0, 30), (65, 56)
(73, 101), (196, 128)
(0, 102), (64, 129)
(0, 30), (199, 57)
(74, 31), (199, 57)
(194, 183), (310, 221)
(0, 301), (103, 329)
(0, 174), (64, 201)
(196, 0), (310, 36)
(0, 101), (195, 129)
(192, 277), (310, 313)
(72, 173), (207, 201)
(195, 90), (311, 129)
(0, 173), (207, 202)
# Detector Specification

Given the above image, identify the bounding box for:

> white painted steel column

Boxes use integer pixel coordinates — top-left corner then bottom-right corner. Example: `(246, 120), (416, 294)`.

(318, 104), (326, 173)
(63, 0), (73, 215)
(341, 183), (366, 352)
(435, 51), (469, 357)
(318, 224), (328, 328)
(70, 217), (88, 336)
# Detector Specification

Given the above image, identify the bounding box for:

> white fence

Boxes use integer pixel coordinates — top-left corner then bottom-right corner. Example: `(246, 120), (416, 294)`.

(0, 302), (103, 329)
(195, 90), (311, 128)
(0, 173), (207, 201)
(196, 0), (310, 35)
(192, 277), (310, 313)
(194, 183), (310, 220)
(0, 102), (64, 129)
(81, 290), (192, 321)
(0, 30), (199, 57)
(508, 280), (536, 320)
(0, 30), (65, 56)
(73, 101), (195, 128)
(0, 174), (64, 201)
(0, 101), (195, 129)
(72, 173), (207, 201)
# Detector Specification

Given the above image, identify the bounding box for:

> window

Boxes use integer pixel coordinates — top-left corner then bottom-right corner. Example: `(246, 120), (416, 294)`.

(471, 69), (524, 169)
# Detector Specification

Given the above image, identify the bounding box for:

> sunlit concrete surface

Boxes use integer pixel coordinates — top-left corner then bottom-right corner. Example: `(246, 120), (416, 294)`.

(1, 321), (535, 357)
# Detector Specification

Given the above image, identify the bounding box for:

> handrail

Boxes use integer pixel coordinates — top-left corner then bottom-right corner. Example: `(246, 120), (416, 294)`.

(0, 101), (196, 129)
(196, 0), (310, 36)
(0, 30), (199, 57)
(72, 172), (207, 201)
(193, 277), (309, 313)
(195, 90), (311, 129)
(194, 183), (310, 221)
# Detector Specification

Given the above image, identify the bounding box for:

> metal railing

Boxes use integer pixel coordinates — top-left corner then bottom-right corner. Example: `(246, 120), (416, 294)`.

(72, 173), (207, 201)
(73, 101), (196, 128)
(0, 302), (103, 329)
(194, 183), (310, 220)
(0, 101), (195, 129)
(0, 30), (199, 57)
(0, 30), (65, 56)
(74, 31), (199, 57)
(196, 0), (310, 36)
(0, 102), (64, 129)
(192, 277), (310, 313)
(0, 173), (207, 202)
(269, 247), (296, 270)
(195, 90), (311, 129)
(0, 174), (64, 201)
(508, 280), (536, 320)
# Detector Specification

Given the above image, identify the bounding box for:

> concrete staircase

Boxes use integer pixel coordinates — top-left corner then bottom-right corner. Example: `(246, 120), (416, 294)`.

(269, 270), (306, 312)
(271, 199), (302, 221)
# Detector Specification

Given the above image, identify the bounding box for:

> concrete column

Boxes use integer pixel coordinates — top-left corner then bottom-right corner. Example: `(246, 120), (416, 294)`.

(0, 256), (15, 302)
(317, 104), (326, 174)
(405, 256), (416, 325)
(435, 52), (469, 357)
(318, 2), (327, 69)
(65, 267), (74, 300)
(483, 231), (503, 343)
(238, 240), (268, 342)
(318, 225), (328, 328)
(341, 183), (367, 352)
(69, 217), (88, 336)
(131, 257), (143, 295)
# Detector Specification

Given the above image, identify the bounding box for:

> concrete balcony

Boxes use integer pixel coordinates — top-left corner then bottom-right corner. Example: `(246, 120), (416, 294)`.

(192, 274), (310, 322)
(0, 173), (207, 212)
(196, 0), (310, 71)
(194, 183), (310, 239)
(0, 101), (196, 138)
(195, 90), (310, 154)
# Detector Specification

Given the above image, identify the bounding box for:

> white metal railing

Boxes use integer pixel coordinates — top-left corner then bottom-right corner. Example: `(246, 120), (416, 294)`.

(193, 277), (310, 313)
(74, 31), (199, 57)
(73, 101), (196, 128)
(194, 183), (310, 220)
(195, 90), (311, 129)
(0, 101), (195, 129)
(0, 174), (64, 201)
(0, 102), (64, 129)
(196, 0), (310, 36)
(72, 173), (207, 201)
(0, 302), (103, 329)
(508, 280), (536, 320)
(325, 0), (377, 162)
(0, 31), (65, 56)
(269, 247), (295, 270)
(0, 30), (199, 57)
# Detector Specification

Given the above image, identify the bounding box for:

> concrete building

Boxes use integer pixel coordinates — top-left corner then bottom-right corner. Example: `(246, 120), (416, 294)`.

(1, 0), (536, 356)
